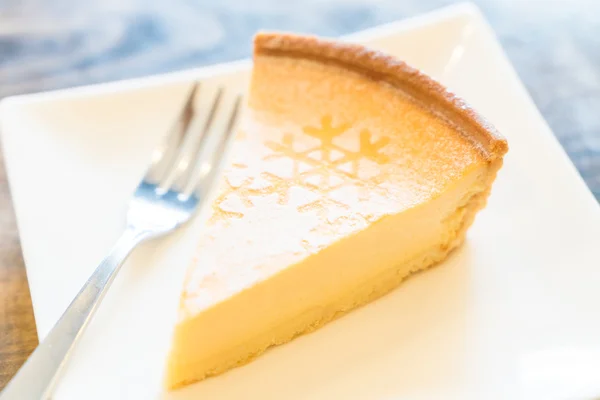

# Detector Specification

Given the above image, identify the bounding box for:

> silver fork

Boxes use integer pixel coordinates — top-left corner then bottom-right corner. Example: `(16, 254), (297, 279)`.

(0, 83), (241, 400)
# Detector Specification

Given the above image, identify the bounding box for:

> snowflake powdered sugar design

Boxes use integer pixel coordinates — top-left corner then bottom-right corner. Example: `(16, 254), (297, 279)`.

(209, 115), (391, 229)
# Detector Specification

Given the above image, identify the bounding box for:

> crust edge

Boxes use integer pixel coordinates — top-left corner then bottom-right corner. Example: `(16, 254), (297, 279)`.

(254, 32), (508, 161)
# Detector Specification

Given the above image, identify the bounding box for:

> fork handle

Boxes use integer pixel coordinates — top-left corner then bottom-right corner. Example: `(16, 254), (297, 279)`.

(0, 227), (150, 400)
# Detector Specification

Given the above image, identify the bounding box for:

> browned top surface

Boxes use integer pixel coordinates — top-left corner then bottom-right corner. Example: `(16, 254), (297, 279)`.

(254, 32), (508, 161)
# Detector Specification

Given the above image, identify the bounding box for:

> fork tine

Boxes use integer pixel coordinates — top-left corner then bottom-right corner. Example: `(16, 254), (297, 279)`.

(145, 83), (199, 183)
(201, 88), (225, 135)
(167, 87), (226, 192)
(189, 95), (242, 196)
(160, 87), (225, 193)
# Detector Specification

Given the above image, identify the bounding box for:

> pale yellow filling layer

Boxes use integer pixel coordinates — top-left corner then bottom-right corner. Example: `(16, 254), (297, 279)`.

(166, 165), (493, 389)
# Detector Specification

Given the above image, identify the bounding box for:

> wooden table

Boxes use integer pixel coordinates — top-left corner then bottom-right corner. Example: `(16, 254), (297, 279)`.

(1, 0), (598, 389)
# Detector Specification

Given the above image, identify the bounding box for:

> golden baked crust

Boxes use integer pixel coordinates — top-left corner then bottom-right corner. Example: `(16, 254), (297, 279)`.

(254, 32), (508, 161)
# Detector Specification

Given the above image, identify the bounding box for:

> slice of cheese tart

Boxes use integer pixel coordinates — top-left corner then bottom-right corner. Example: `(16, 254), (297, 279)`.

(166, 32), (507, 389)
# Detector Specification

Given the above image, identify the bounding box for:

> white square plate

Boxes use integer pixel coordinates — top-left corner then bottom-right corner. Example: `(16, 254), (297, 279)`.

(2, 3), (600, 399)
